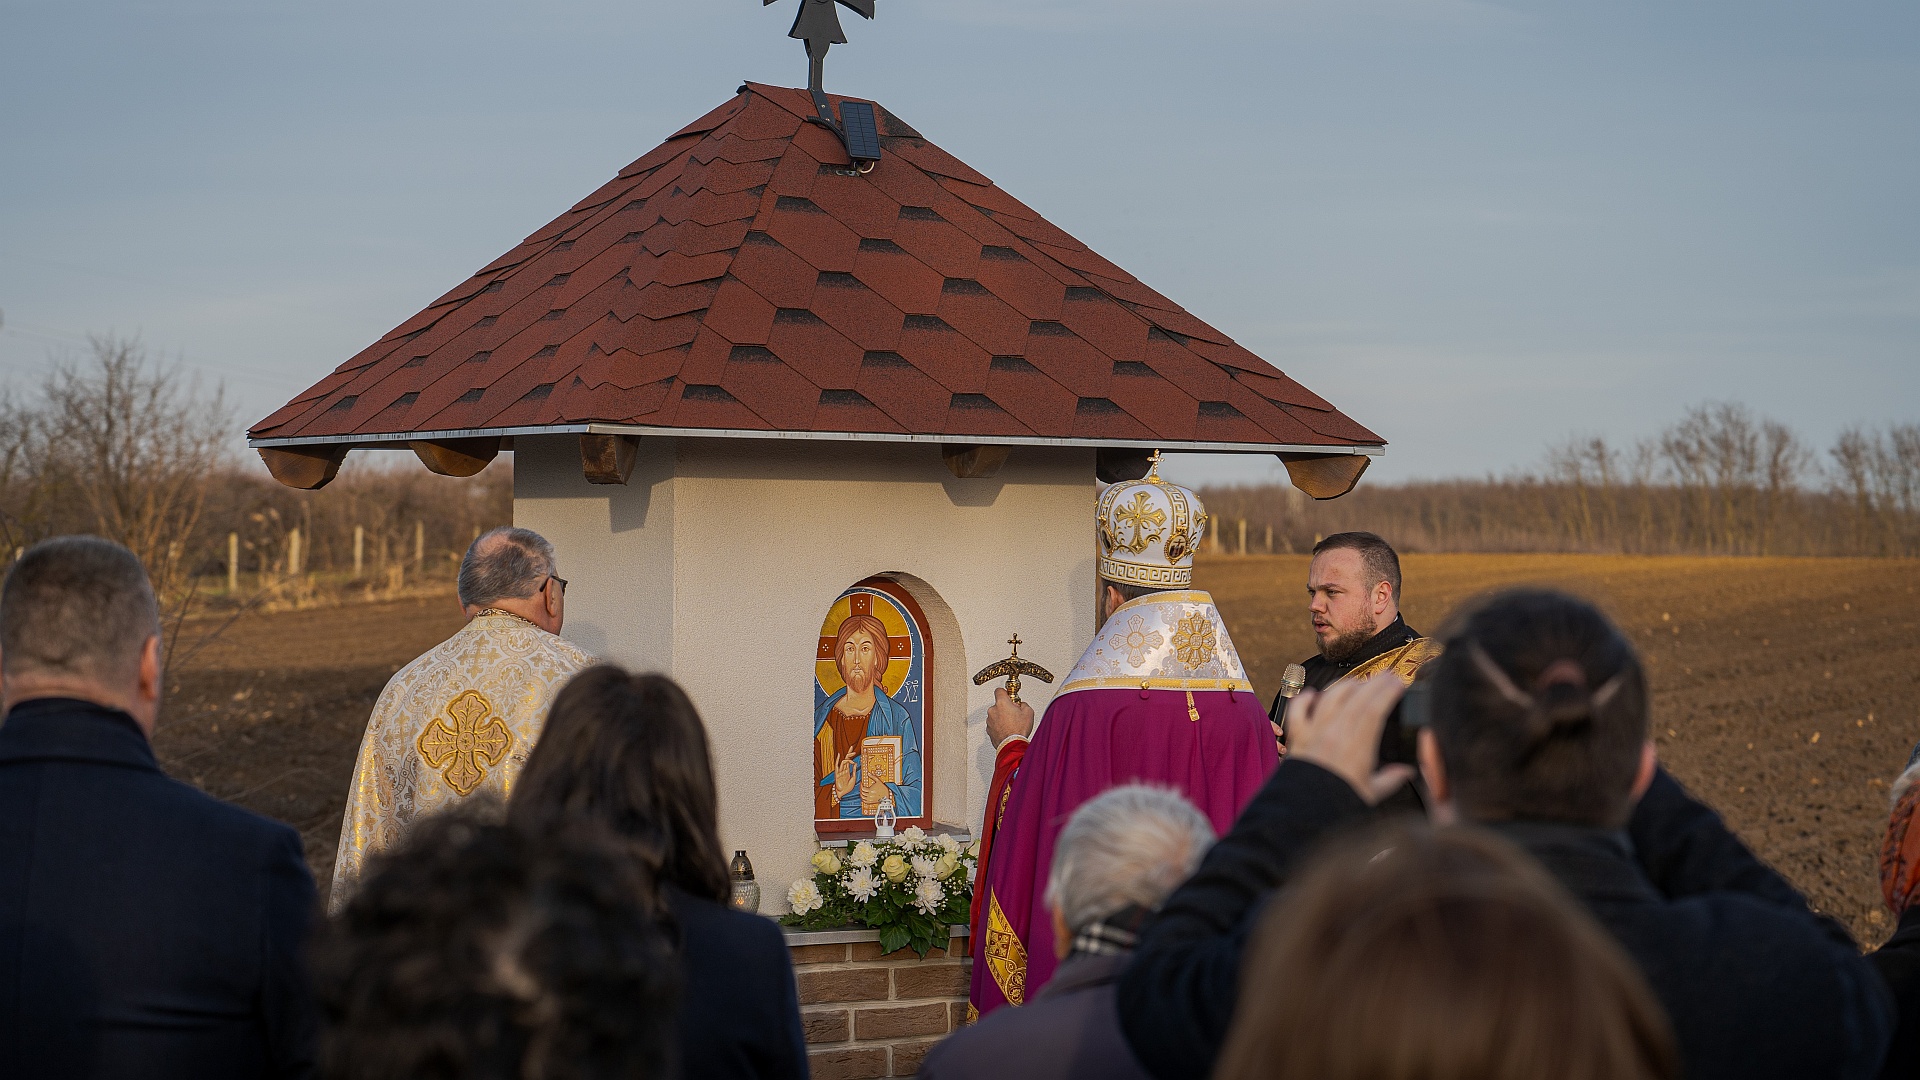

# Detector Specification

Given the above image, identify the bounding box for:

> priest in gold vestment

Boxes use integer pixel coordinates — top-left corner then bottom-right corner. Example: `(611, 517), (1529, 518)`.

(328, 527), (592, 912)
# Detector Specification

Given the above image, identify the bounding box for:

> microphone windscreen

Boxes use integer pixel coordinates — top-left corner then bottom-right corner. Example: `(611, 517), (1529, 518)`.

(1280, 663), (1307, 698)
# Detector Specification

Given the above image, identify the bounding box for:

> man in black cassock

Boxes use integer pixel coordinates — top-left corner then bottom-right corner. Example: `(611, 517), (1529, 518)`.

(1267, 532), (1438, 773)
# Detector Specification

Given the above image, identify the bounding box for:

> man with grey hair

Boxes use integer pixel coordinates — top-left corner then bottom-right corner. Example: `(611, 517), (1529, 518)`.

(0, 536), (317, 1078)
(922, 784), (1213, 1080)
(330, 526), (592, 912)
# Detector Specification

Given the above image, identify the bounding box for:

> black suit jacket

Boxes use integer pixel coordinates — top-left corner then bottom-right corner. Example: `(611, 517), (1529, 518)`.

(1117, 760), (1894, 1080)
(1871, 906), (1920, 1080)
(0, 698), (317, 1080)
(667, 887), (807, 1080)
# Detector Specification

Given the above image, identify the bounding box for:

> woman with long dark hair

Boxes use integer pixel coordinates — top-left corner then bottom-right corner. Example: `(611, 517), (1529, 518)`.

(510, 666), (806, 1080)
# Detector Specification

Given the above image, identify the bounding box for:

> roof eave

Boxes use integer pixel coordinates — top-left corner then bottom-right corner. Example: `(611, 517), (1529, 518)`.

(247, 422), (1385, 458)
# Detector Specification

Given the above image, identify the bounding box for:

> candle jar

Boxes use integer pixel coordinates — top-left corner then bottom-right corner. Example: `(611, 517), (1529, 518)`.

(728, 849), (761, 914)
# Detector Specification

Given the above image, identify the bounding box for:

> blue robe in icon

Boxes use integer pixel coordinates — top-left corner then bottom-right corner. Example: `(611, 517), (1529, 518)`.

(813, 687), (922, 818)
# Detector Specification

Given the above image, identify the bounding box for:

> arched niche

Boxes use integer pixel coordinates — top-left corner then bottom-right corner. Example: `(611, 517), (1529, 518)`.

(811, 577), (937, 836)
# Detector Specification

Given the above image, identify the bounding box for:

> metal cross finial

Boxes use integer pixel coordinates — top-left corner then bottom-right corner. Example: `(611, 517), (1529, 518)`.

(973, 632), (1055, 705)
(1146, 448), (1164, 482)
(764, 0), (876, 94)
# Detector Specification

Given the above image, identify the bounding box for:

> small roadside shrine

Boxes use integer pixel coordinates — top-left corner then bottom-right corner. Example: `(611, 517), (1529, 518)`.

(251, 6), (1383, 1074)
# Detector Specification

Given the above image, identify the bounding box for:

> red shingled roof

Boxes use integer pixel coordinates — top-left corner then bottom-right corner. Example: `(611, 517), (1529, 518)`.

(250, 84), (1382, 452)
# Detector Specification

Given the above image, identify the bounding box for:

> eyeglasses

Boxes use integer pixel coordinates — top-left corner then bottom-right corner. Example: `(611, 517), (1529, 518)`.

(545, 574), (568, 596)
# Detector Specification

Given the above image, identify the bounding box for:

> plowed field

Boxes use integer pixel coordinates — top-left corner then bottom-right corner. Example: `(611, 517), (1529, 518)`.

(154, 556), (1920, 944)
(154, 594), (468, 901)
(1200, 553), (1920, 945)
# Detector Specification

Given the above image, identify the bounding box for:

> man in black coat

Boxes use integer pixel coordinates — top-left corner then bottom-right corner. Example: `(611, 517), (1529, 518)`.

(1122, 589), (1893, 1080)
(0, 537), (317, 1079)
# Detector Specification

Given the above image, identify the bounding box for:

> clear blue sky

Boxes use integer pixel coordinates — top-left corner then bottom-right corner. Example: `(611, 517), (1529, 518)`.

(3, 0), (1915, 487)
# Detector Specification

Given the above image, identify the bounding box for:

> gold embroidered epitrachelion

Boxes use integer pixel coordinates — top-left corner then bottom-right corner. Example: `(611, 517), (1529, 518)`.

(984, 890), (1028, 1007)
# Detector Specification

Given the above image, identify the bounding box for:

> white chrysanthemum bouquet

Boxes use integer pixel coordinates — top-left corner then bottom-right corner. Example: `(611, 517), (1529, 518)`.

(779, 827), (977, 957)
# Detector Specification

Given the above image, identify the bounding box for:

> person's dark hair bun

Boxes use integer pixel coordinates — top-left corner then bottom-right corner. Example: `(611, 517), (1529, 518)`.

(1428, 589), (1649, 828)
(1531, 682), (1597, 742)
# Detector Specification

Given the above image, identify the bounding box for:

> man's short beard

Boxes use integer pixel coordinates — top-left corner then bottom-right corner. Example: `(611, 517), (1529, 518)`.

(1320, 615), (1380, 664)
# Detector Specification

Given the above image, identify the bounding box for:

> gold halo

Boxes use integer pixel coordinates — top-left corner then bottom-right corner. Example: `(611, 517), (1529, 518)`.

(815, 589), (913, 699)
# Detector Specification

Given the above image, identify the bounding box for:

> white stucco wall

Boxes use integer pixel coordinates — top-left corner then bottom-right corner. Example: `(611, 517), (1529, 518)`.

(514, 435), (1096, 907)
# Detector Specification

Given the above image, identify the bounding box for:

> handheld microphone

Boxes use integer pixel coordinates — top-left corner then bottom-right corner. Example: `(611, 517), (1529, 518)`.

(1273, 664), (1307, 750)
(1279, 664), (1307, 699)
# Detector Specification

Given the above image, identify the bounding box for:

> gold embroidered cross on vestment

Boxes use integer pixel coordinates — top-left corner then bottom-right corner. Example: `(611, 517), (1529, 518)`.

(416, 689), (514, 796)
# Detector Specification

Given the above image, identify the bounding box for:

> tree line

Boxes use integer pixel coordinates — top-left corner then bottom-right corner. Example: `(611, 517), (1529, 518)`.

(1200, 403), (1920, 558)
(2, 338), (1912, 609)
(0, 336), (511, 609)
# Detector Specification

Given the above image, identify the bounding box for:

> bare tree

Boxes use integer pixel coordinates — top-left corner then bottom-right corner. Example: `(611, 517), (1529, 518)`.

(27, 335), (233, 597)
(1199, 402), (1909, 558)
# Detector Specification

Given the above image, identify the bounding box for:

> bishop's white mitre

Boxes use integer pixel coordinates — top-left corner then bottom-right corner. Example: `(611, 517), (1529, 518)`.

(1096, 454), (1210, 588)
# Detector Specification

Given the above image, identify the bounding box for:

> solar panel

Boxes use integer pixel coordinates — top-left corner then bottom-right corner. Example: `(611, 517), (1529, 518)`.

(839, 100), (882, 162)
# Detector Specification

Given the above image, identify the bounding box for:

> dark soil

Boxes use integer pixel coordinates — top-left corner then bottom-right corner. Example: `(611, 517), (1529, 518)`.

(1199, 553), (1920, 945)
(152, 558), (1920, 946)
(153, 594), (467, 901)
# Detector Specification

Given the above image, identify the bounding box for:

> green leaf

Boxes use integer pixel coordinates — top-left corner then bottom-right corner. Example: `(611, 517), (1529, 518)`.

(878, 925), (911, 956)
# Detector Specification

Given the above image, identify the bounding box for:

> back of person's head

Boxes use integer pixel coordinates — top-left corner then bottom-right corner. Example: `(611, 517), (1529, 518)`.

(1217, 823), (1677, 1080)
(1429, 589), (1650, 828)
(458, 527), (557, 608)
(1310, 531), (1403, 601)
(0, 536), (159, 688)
(509, 666), (730, 903)
(313, 810), (678, 1080)
(1044, 784), (1214, 937)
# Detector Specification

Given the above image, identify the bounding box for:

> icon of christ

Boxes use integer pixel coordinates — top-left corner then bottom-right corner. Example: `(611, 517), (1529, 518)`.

(814, 598), (922, 822)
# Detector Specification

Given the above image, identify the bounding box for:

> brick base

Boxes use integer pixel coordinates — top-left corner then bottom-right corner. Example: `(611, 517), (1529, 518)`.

(792, 934), (970, 1078)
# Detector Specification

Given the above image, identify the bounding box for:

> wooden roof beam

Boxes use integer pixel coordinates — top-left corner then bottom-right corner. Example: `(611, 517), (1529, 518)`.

(1279, 452), (1370, 499)
(258, 445), (348, 490)
(411, 437), (501, 477)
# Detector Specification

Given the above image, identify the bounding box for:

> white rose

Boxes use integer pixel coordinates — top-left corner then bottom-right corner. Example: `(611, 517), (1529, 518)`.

(787, 878), (824, 915)
(811, 848), (843, 876)
(935, 852), (961, 880)
(845, 866), (880, 902)
(849, 840), (879, 868)
(912, 877), (945, 915)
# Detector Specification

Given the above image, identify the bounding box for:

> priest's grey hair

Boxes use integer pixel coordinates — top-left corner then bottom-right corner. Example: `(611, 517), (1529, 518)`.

(1045, 783), (1215, 936)
(458, 527), (557, 608)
